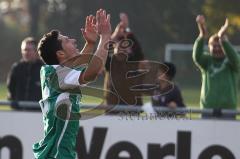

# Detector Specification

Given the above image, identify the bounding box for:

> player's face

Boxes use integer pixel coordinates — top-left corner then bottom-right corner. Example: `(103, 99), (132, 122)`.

(21, 42), (38, 62)
(209, 39), (225, 59)
(58, 34), (79, 59)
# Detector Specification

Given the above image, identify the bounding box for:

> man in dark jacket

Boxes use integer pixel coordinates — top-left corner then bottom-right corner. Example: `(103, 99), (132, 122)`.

(7, 37), (43, 109)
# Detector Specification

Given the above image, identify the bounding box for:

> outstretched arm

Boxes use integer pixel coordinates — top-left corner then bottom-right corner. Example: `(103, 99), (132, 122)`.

(218, 18), (240, 71)
(196, 15), (207, 39)
(193, 15), (210, 70)
(80, 9), (112, 84)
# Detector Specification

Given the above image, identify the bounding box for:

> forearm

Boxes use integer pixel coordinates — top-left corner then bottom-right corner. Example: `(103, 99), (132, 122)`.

(80, 42), (95, 55)
(79, 42), (96, 63)
(192, 36), (210, 70)
(193, 36), (204, 63)
(111, 31), (120, 41)
(220, 38), (240, 70)
(80, 37), (110, 83)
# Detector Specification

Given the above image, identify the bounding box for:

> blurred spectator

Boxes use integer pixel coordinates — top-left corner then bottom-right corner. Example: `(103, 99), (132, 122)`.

(7, 37), (43, 109)
(151, 62), (185, 108)
(104, 13), (145, 107)
(193, 15), (240, 119)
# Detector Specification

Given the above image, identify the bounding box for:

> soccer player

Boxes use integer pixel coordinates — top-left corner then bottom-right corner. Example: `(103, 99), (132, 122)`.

(193, 15), (240, 119)
(33, 9), (111, 159)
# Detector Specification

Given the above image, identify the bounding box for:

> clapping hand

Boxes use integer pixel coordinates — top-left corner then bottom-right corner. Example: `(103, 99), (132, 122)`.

(196, 15), (207, 38)
(218, 18), (229, 39)
(81, 15), (98, 44)
(95, 9), (112, 39)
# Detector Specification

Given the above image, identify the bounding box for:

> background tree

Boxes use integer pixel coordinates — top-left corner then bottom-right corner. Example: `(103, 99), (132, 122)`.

(202, 0), (240, 43)
(0, 0), (239, 82)
(28, 0), (44, 37)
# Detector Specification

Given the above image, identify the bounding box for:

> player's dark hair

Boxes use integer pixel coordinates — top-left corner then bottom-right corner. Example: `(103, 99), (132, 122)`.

(160, 62), (176, 80)
(37, 30), (63, 65)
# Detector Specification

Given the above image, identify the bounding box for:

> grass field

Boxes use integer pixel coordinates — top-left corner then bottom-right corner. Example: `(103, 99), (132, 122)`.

(0, 83), (104, 108)
(1, 83), (239, 111)
(0, 83), (201, 119)
(0, 83), (201, 106)
(0, 84), (7, 100)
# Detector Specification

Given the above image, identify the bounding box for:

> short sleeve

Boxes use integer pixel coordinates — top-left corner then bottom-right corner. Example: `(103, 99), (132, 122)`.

(55, 65), (85, 90)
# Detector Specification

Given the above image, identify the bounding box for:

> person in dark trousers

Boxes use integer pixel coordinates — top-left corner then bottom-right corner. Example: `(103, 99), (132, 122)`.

(7, 37), (43, 110)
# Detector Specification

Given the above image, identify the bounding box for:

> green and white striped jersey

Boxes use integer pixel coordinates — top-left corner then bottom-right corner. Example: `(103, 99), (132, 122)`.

(33, 65), (85, 159)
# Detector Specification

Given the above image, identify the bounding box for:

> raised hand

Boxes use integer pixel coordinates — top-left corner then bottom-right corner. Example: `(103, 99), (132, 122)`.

(196, 15), (207, 38)
(81, 15), (98, 44)
(96, 9), (112, 39)
(218, 18), (229, 39)
(111, 13), (129, 40)
(120, 12), (129, 28)
(111, 22), (125, 40)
